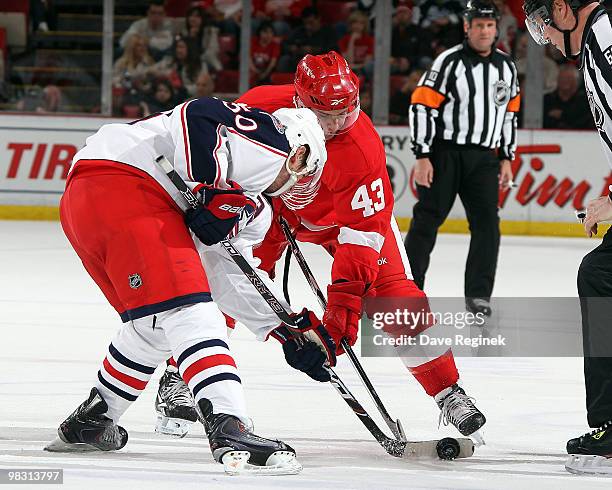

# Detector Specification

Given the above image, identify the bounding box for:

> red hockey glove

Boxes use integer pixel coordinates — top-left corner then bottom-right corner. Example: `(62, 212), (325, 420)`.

(323, 281), (364, 353)
(185, 180), (255, 246)
(269, 308), (337, 382)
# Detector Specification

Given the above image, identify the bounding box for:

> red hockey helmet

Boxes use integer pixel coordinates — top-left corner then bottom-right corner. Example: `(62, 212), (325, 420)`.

(294, 51), (360, 139)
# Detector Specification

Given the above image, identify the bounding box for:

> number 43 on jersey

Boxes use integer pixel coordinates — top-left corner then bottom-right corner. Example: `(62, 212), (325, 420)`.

(351, 178), (385, 217)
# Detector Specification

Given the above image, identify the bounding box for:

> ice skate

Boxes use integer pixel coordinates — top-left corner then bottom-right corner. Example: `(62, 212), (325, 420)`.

(45, 387), (128, 452)
(436, 384), (486, 438)
(199, 399), (302, 475)
(155, 365), (199, 437)
(565, 421), (612, 475)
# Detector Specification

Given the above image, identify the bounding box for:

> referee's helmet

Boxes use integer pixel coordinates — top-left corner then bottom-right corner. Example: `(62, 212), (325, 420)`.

(463, 0), (501, 24)
(523, 0), (600, 45)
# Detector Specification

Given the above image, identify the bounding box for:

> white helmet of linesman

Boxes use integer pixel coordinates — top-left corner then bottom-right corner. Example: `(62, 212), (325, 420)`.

(267, 108), (327, 207)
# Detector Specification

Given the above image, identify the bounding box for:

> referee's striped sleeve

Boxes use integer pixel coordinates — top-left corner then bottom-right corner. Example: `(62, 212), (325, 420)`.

(499, 59), (520, 161)
(409, 47), (458, 158)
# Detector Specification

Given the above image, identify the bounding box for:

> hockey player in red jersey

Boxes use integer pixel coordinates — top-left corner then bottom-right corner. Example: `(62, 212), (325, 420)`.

(237, 51), (487, 438)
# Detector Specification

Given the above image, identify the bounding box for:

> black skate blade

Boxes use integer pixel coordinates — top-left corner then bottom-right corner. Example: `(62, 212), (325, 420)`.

(44, 436), (100, 453)
(566, 454), (612, 475)
(401, 438), (474, 459)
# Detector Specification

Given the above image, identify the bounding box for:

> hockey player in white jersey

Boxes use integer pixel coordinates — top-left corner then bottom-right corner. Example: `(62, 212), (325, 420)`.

(45, 97), (335, 475)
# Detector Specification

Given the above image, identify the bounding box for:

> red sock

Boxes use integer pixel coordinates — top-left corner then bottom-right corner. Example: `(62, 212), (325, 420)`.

(409, 350), (459, 397)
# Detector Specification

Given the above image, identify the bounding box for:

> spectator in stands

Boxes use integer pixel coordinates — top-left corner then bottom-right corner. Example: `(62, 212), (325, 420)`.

(250, 21), (280, 85)
(339, 10), (374, 77)
(360, 86), (372, 118)
(195, 72), (215, 98)
(514, 31), (559, 94)
(155, 36), (203, 99)
(211, 0), (242, 37)
(182, 6), (222, 74)
(543, 64), (593, 130)
(412, 0), (465, 51)
(140, 79), (176, 116)
(389, 69), (424, 125)
(278, 7), (338, 72)
(391, 5), (434, 75)
(113, 34), (155, 92)
(17, 84), (61, 113)
(252, 0), (312, 37)
(119, 0), (176, 61)
(492, 0), (518, 54)
(30, 0), (58, 32)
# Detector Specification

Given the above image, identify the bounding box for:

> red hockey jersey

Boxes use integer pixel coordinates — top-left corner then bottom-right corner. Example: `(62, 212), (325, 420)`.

(238, 85), (394, 287)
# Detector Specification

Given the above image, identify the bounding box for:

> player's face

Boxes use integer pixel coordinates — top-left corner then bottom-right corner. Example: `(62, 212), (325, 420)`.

(465, 18), (497, 54)
(312, 108), (349, 140)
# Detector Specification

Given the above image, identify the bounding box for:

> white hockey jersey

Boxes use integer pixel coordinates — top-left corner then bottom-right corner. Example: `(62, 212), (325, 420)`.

(73, 97), (296, 339)
(73, 97), (291, 210)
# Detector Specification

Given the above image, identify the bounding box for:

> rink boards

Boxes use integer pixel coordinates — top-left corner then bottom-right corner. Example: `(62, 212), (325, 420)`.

(0, 114), (609, 236)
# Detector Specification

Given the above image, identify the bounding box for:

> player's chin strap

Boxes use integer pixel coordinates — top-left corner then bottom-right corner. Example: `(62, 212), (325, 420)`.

(278, 217), (407, 443)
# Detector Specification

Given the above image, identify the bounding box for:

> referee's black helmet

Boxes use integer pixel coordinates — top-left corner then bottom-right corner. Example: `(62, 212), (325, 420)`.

(463, 0), (501, 23)
(523, 0), (600, 45)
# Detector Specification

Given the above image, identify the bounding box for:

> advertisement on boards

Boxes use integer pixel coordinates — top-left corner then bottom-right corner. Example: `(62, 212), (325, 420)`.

(0, 115), (610, 228)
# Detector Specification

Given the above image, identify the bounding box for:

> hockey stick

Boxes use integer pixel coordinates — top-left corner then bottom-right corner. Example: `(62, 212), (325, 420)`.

(154, 156), (406, 453)
(154, 155), (472, 460)
(278, 218), (407, 443)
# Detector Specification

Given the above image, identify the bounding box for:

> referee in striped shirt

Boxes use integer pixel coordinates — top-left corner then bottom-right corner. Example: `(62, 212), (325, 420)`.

(404, 0), (520, 316)
(525, 0), (612, 471)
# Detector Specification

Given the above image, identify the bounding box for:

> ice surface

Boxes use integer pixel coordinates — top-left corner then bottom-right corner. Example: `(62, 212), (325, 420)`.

(1, 221), (610, 489)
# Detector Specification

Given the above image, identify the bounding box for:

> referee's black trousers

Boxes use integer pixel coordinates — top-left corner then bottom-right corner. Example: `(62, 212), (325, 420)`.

(578, 227), (612, 427)
(405, 144), (500, 299)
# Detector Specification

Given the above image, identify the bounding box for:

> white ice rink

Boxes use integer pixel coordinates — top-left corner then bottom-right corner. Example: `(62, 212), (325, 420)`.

(1, 220), (611, 489)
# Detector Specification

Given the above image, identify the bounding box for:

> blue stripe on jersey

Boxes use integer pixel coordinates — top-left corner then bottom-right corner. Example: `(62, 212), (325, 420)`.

(118, 292), (213, 323)
(192, 372), (242, 398)
(185, 97), (290, 184)
(108, 343), (156, 375)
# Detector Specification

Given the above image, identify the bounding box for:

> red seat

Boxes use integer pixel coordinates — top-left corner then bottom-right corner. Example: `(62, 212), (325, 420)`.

(270, 72), (294, 85)
(317, 1), (357, 25)
(215, 70), (239, 93)
(1, 0), (29, 13)
(164, 0), (191, 17)
(219, 35), (236, 54)
(390, 75), (408, 94)
(123, 105), (141, 118)
(218, 35), (237, 68)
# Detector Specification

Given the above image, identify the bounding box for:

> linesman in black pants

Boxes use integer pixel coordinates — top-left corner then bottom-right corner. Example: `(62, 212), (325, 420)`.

(405, 0), (519, 316)
(524, 0), (612, 475)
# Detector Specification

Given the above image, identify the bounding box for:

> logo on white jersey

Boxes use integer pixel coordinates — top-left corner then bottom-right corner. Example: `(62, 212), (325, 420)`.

(129, 273), (142, 289)
(280, 180), (321, 210)
(219, 203), (244, 214)
(330, 98), (346, 106)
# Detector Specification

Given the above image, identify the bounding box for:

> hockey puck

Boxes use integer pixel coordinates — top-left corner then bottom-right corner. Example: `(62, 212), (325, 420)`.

(436, 438), (461, 460)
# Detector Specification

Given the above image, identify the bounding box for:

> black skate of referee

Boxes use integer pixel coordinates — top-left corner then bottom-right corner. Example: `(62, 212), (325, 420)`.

(524, 0), (612, 473)
(405, 0), (519, 316)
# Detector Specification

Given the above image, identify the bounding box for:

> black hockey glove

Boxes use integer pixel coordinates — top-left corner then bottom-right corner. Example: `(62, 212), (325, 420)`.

(185, 181), (255, 246)
(269, 308), (336, 383)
